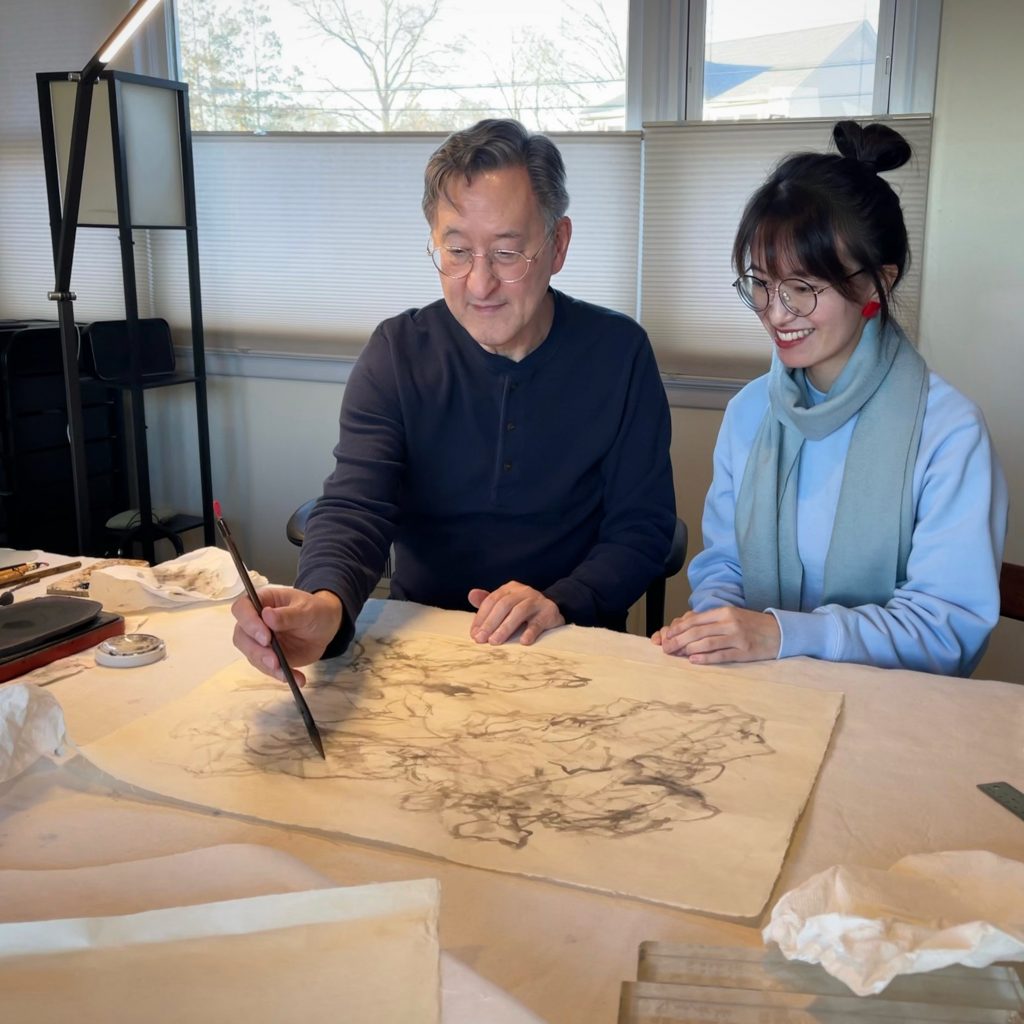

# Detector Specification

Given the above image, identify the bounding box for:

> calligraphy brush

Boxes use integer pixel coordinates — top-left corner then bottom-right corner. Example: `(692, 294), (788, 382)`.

(0, 561), (82, 589)
(0, 561), (45, 584)
(213, 500), (325, 759)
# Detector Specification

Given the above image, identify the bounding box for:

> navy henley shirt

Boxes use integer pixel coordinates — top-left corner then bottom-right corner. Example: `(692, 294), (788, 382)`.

(296, 288), (675, 653)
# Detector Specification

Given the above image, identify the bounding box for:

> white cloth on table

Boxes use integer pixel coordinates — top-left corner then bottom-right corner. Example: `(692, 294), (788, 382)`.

(89, 547), (268, 612)
(0, 683), (67, 784)
(764, 850), (1024, 995)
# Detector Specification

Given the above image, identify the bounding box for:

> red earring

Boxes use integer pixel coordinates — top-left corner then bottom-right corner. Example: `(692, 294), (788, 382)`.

(861, 300), (881, 319)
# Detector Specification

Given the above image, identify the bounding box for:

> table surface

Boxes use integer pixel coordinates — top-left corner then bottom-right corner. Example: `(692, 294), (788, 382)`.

(1, 553), (1023, 1024)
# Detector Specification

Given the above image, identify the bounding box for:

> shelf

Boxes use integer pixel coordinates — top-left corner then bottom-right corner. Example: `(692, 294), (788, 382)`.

(80, 371), (199, 391)
(34, 69), (216, 563)
(107, 512), (204, 537)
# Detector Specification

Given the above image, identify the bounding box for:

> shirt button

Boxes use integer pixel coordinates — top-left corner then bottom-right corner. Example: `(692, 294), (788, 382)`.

(503, 462), (512, 472)
(506, 422), (515, 431)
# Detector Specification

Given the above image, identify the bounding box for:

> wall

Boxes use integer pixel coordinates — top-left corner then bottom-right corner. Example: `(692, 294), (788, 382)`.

(918, 0), (1024, 682)
(0, 0), (139, 139)
(147, 373), (341, 582)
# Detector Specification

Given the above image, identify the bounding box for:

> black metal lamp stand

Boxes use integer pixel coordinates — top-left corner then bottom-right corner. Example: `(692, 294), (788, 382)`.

(44, 0), (165, 555)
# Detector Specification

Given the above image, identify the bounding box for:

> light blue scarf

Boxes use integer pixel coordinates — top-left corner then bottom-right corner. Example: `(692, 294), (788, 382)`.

(736, 317), (929, 612)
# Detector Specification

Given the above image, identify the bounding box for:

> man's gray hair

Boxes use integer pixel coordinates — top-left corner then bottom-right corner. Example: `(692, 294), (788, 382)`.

(422, 119), (569, 232)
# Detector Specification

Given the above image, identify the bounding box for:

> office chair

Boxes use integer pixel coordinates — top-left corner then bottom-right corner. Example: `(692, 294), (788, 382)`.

(286, 500), (687, 636)
(288, 498), (394, 579)
(1000, 562), (1024, 622)
(645, 517), (688, 636)
(286, 498), (317, 548)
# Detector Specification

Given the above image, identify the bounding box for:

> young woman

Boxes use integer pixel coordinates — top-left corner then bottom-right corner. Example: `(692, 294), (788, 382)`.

(654, 121), (1007, 676)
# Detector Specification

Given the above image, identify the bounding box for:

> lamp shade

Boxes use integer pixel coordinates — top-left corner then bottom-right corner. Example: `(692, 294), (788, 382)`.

(46, 74), (186, 228)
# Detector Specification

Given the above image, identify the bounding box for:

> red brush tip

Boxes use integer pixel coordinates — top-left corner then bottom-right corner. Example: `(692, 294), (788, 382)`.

(213, 499), (223, 519)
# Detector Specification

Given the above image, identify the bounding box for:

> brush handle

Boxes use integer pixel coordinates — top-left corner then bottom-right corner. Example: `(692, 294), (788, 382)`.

(218, 525), (266, 613)
(0, 562), (82, 589)
(215, 513), (325, 759)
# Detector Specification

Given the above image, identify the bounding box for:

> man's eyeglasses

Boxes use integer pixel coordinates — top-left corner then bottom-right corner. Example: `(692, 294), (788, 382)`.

(733, 269), (866, 318)
(428, 233), (552, 284)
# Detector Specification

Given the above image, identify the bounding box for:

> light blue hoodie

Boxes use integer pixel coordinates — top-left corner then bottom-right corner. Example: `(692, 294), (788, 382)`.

(689, 370), (1007, 676)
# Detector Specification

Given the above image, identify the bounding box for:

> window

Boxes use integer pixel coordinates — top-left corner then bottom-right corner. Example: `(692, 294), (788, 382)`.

(0, 2), (937, 391)
(700, 0), (881, 121)
(143, 1), (940, 391)
(175, 0), (630, 133)
(173, 2), (938, 137)
(630, 0), (940, 125)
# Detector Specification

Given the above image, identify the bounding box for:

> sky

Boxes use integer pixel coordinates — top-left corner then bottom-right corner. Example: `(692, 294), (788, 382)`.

(707, 0), (878, 41)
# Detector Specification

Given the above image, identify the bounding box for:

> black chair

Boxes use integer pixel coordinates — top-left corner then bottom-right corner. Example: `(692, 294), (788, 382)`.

(286, 498), (317, 548)
(107, 516), (186, 558)
(1000, 562), (1024, 622)
(288, 498), (394, 578)
(645, 517), (688, 636)
(287, 500), (687, 636)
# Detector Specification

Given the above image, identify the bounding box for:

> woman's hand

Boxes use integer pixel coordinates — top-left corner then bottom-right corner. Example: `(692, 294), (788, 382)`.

(652, 606), (781, 664)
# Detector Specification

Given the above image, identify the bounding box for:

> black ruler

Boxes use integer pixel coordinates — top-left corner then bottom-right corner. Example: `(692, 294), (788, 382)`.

(978, 781), (1024, 823)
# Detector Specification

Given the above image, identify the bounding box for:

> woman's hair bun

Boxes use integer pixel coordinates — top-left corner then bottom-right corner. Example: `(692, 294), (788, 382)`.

(832, 120), (912, 173)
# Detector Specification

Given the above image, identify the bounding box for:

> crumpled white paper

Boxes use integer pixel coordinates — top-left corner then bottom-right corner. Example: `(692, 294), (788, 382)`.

(764, 850), (1024, 996)
(88, 547), (268, 612)
(0, 684), (68, 784)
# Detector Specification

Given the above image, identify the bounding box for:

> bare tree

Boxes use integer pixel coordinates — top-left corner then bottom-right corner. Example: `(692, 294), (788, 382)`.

(483, 3), (627, 131)
(178, 0), (330, 131)
(289, 0), (460, 131)
(180, 0), (628, 134)
(563, 0), (626, 85)
(488, 28), (588, 131)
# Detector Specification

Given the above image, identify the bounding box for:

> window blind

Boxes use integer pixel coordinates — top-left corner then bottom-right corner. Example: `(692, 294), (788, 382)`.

(148, 132), (642, 357)
(5, 118), (933, 382)
(640, 116), (933, 379)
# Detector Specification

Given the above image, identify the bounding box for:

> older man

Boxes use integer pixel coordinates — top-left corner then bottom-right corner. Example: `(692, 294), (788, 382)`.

(233, 118), (674, 681)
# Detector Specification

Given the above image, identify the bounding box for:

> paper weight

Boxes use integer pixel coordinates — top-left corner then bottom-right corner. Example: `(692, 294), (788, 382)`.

(95, 633), (166, 668)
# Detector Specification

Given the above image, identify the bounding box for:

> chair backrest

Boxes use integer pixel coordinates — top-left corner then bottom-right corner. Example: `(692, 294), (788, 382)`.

(1000, 562), (1024, 622)
(287, 498), (395, 581)
(644, 517), (688, 637)
(286, 498), (316, 548)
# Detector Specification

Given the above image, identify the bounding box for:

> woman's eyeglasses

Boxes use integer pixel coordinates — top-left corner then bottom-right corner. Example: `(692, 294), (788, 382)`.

(733, 269), (867, 317)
